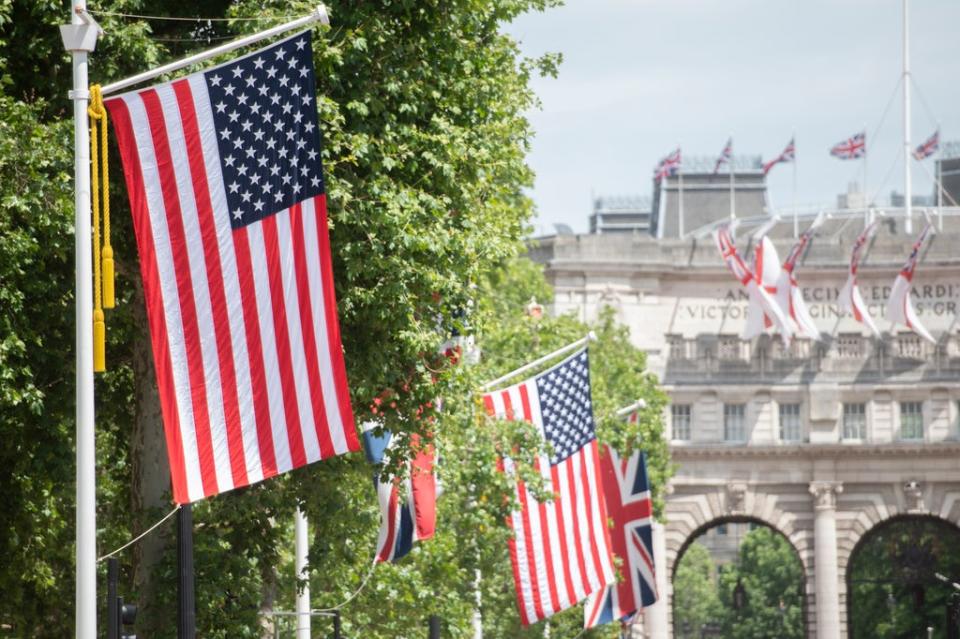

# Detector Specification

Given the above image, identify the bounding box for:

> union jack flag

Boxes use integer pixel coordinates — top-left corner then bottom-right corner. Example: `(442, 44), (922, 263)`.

(913, 130), (940, 160)
(714, 137), (733, 174)
(830, 132), (866, 160)
(653, 148), (682, 181)
(762, 138), (795, 175)
(583, 442), (658, 629)
(362, 424), (437, 563)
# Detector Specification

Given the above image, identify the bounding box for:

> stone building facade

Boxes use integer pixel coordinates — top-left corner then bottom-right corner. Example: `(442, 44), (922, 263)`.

(529, 218), (960, 638)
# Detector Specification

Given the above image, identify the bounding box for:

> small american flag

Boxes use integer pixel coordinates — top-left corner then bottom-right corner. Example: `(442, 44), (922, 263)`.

(829, 132), (866, 160)
(913, 130), (940, 160)
(105, 32), (359, 504)
(713, 137), (732, 174)
(482, 349), (615, 626)
(583, 442), (658, 629)
(653, 148), (682, 181)
(762, 137), (795, 175)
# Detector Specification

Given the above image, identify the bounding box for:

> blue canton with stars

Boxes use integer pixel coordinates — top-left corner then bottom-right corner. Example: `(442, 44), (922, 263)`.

(535, 349), (596, 465)
(205, 32), (325, 229)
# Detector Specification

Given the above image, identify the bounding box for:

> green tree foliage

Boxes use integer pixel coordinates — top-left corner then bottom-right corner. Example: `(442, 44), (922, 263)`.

(0, 1), (673, 637)
(847, 516), (960, 639)
(672, 542), (724, 638)
(673, 526), (805, 639)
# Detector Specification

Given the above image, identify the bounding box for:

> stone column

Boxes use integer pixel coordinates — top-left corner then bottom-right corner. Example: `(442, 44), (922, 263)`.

(809, 481), (843, 639)
(641, 521), (670, 638)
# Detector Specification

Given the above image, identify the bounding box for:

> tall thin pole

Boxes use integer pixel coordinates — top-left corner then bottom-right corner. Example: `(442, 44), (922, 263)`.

(792, 133), (798, 238)
(295, 507), (311, 639)
(729, 137), (735, 221)
(863, 122), (869, 210)
(63, 1), (97, 636)
(178, 505), (196, 639)
(903, 0), (913, 234)
(678, 170), (685, 238)
(937, 152), (944, 231)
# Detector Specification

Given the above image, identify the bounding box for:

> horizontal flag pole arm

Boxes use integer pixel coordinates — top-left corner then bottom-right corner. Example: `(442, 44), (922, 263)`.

(615, 399), (647, 418)
(480, 332), (596, 392)
(99, 5), (328, 96)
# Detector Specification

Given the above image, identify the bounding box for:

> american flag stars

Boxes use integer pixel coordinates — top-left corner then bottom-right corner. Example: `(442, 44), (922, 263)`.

(537, 350), (595, 464)
(206, 34), (324, 229)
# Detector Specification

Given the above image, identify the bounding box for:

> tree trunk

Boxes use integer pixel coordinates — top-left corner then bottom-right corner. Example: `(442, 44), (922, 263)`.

(129, 273), (175, 635)
(259, 560), (278, 639)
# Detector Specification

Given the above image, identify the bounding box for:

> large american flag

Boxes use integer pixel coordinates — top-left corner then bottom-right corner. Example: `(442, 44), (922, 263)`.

(482, 349), (615, 626)
(762, 137), (795, 175)
(105, 32), (359, 504)
(583, 443), (658, 629)
(829, 131), (866, 160)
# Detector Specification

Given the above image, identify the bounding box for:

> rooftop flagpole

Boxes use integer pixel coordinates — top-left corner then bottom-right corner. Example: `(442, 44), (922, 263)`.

(903, 0), (913, 234)
(99, 5), (329, 96)
(59, 4), (101, 636)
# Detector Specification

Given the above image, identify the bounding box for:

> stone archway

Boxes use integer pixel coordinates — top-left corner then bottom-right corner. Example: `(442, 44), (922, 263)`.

(671, 516), (809, 638)
(662, 480), (816, 637)
(844, 514), (960, 639)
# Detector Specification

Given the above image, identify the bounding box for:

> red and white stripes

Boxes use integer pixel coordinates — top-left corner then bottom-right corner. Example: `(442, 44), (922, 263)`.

(106, 76), (357, 504)
(483, 383), (615, 626)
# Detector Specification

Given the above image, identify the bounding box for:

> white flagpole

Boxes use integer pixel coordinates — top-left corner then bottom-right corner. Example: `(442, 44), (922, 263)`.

(729, 136), (735, 221)
(295, 508), (311, 639)
(863, 123), (869, 210)
(937, 127), (943, 231)
(479, 332), (596, 392)
(678, 148), (685, 238)
(903, 0), (913, 234)
(616, 399), (648, 418)
(792, 135), (798, 239)
(60, 4), (99, 637)
(99, 6), (329, 96)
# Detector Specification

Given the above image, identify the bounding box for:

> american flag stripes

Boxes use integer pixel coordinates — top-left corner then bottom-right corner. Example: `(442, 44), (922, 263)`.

(762, 138), (795, 175)
(482, 349), (615, 626)
(362, 425), (437, 563)
(714, 137), (733, 174)
(829, 132), (866, 160)
(838, 221), (880, 336)
(105, 33), (359, 503)
(583, 443), (658, 629)
(886, 224), (935, 343)
(913, 130), (940, 160)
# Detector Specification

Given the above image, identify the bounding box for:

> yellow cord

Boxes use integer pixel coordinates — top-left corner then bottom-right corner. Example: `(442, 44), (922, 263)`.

(89, 84), (110, 372)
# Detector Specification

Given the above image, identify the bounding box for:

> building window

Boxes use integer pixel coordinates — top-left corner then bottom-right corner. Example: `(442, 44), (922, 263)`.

(718, 335), (743, 360)
(724, 404), (746, 442)
(715, 523), (728, 536)
(672, 404), (692, 441)
(896, 334), (923, 359)
(900, 401), (924, 440)
(667, 335), (689, 359)
(842, 403), (867, 440)
(779, 403), (802, 442)
(836, 334), (863, 359)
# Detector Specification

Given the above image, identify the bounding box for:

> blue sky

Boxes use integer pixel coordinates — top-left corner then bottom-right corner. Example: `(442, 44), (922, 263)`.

(507, 0), (960, 235)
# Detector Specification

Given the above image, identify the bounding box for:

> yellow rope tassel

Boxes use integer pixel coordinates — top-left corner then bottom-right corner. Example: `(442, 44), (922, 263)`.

(89, 85), (114, 310)
(89, 84), (109, 372)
